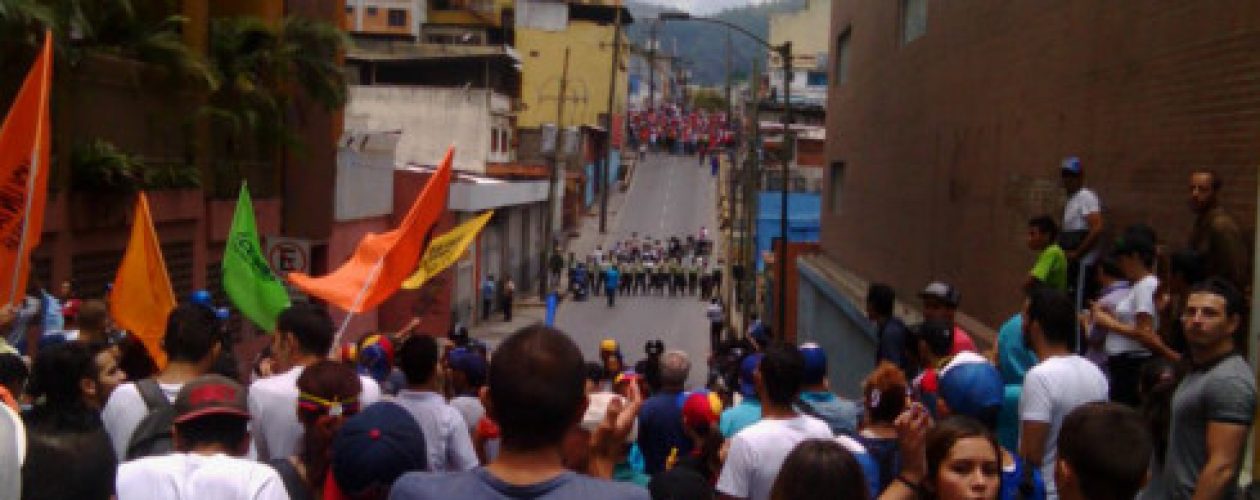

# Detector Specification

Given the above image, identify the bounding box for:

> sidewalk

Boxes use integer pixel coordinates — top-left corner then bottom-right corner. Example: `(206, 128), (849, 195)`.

(467, 295), (549, 348)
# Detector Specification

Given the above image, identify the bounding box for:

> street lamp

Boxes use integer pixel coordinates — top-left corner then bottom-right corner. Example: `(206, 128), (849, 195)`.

(658, 12), (794, 341)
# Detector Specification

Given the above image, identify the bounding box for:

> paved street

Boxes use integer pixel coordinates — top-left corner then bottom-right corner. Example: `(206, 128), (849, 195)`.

(556, 152), (719, 389)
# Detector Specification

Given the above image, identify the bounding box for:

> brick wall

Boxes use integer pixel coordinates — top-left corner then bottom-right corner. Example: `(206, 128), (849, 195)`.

(824, 0), (1260, 327)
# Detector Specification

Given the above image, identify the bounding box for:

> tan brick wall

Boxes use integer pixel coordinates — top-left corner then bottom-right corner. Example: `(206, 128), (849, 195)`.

(823, 0), (1260, 327)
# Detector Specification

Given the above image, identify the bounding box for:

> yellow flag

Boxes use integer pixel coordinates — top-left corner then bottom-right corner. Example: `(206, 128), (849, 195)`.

(401, 211), (494, 290)
(110, 192), (177, 368)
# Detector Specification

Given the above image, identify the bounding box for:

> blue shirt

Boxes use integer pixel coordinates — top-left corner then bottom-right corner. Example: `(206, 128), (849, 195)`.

(636, 391), (690, 475)
(390, 468), (648, 500)
(795, 391), (861, 437)
(718, 398), (762, 438)
(996, 314), (1038, 452)
(1000, 451), (1046, 500)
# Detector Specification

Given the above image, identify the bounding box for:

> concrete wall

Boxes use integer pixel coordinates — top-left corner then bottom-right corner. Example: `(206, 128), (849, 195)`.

(335, 131), (399, 221)
(517, 18), (630, 128)
(824, 0), (1260, 328)
(347, 85), (506, 173)
(797, 254), (877, 398)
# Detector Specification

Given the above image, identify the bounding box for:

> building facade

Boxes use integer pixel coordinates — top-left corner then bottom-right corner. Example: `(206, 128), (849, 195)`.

(767, 0), (832, 107)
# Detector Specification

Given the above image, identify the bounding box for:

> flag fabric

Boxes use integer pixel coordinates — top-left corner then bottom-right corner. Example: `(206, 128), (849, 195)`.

(222, 183), (290, 332)
(401, 210), (493, 290)
(111, 192), (177, 368)
(0, 32), (53, 305)
(288, 147), (455, 313)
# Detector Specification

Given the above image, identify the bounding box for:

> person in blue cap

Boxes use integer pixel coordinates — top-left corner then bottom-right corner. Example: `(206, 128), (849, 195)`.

(937, 360), (1046, 500)
(1060, 156), (1105, 308)
(718, 353), (763, 438)
(794, 343), (861, 437)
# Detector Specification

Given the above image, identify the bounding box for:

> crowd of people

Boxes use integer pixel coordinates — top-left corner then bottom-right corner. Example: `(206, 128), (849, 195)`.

(553, 229), (723, 307)
(629, 106), (735, 158)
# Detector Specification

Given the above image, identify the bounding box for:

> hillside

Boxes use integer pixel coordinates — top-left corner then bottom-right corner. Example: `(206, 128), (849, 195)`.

(624, 0), (809, 86)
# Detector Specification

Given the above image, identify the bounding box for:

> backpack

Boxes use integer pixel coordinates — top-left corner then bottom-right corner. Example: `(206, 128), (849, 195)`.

(125, 379), (177, 460)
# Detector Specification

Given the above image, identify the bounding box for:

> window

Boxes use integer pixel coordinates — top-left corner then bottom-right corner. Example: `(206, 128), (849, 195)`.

(807, 71), (828, 86)
(901, 0), (927, 44)
(833, 29), (851, 86)
(491, 128), (500, 153)
(366, 6), (378, 16)
(344, 5), (353, 13)
(387, 9), (406, 27)
(828, 162), (845, 214)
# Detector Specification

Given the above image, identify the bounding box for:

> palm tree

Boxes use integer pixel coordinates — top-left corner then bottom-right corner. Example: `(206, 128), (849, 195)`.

(200, 15), (347, 196)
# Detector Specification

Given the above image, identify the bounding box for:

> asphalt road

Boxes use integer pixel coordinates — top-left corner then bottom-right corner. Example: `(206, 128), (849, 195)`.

(555, 152), (719, 389)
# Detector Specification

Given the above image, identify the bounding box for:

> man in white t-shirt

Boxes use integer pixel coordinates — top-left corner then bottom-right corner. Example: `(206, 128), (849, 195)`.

(116, 374), (288, 500)
(248, 304), (381, 461)
(1060, 157), (1104, 308)
(103, 304), (223, 459)
(1019, 287), (1109, 499)
(716, 343), (833, 500)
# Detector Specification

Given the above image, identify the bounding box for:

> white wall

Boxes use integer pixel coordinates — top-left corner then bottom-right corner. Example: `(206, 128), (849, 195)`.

(347, 85), (503, 173)
(335, 131), (399, 221)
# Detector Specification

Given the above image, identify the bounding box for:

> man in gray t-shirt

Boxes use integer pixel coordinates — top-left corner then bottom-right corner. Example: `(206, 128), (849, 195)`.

(1159, 280), (1256, 499)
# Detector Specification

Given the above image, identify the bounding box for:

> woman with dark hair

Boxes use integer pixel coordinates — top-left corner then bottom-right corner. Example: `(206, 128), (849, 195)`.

(922, 416), (1002, 500)
(858, 361), (909, 493)
(770, 439), (869, 500)
(272, 360), (363, 499)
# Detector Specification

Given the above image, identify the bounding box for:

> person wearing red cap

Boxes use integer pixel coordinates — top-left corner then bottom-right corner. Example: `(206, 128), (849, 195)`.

(116, 374), (289, 500)
(648, 391), (725, 500)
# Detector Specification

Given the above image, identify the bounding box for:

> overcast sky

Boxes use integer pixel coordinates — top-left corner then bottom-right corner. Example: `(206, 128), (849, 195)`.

(635, 0), (765, 15)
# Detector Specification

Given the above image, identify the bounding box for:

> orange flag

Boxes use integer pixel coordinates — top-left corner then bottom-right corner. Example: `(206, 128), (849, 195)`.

(0, 32), (53, 305)
(111, 192), (177, 368)
(288, 147), (454, 314)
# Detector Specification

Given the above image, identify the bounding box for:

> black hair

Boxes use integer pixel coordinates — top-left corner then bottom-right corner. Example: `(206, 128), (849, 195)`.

(915, 320), (954, 358)
(1169, 250), (1207, 286)
(585, 361), (605, 385)
(21, 428), (116, 500)
(759, 342), (805, 406)
(277, 303), (335, 356)
(397, 335), (440, 386)
(1058, 402), (1152, 500)
(866, 283), (896, 317)
(488, 325), (587, 451)
(174, 413), (250, 453)
(1187, 277), (1246, 320)
(1113, 226), (1157, 268)
(770, 439), (869, 500)
(1096, 257), (1125, 281)
(1028, 215), (1059, 240)
(163, 303), (221, 363)
(0, 353), (28, 399)
(27, 343), (98, 409)
(1027, 287), (1076, 347)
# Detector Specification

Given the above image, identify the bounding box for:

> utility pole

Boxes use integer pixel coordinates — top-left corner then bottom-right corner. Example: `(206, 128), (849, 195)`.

(725, 31), (732, 120)
(601, 3), (623, 234)
(743, 58), (760, 330)
(776, 41), (793, 339)
(648, 20), (657, 110)
(541, 47), (572, 297)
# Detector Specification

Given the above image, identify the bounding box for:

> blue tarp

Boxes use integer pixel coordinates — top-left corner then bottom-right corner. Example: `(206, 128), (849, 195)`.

(755, 191), (821, 271)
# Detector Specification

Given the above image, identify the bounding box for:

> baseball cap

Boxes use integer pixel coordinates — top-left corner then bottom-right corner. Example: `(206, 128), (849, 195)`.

(799, 343), (827, 385)
(739, 353), (763, 398)
(600, 339), (619, 353)
(1061, 156), (1083, 175)
(357, 335), (395, 382)
(581, 392), (638, 442)
(173, 374), (250, 424)
(681, 391), (722, 431)
(919, 281), (960, 308)
(332, 402), (428, 495)
(937, 361), (1003, 420)
(447, 347), (487, 384)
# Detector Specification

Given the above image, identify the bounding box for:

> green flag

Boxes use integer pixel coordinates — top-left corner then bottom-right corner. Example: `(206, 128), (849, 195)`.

(222, 183), (290, 331)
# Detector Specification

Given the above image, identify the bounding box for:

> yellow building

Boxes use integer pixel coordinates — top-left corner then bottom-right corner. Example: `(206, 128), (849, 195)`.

(515, 1), (632, 129)
(767, 0), (832, 105)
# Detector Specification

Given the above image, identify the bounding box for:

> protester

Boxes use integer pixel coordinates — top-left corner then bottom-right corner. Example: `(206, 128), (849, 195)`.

(25, 341), (120, 431)
(388, 325), (648, 499)
(103, 304), (218, 459)
(115, 375), (289, 500)
(637, 350), (692, 474)
(1161, 250), (1207, 356)
(331, 401), (429, 499)
(572, 387), (647, 487)
(1135, 359), (1177, 500)
(0, 352), (27, 410)
(1026, 215), (1068, 292)
(918, 281), (976, 354)
(648, 391), (724, 500)
(858, 361), (909, 494)
(21, 421), (115, 500)
(1081, 258), (1129, 371)
(393, 334), (479, 472)
(768, 439), (869, 500)
(1156, 278), (1255, 499)
(795, 342), (861, 437)
(706, 298), (724, 352)
(481, 275), (496, 320)
(992, 314), (1038, 453)
(923, 416), (1002, 500)
(1019, 287), (1108, 499)
(867, 283), (915, 378)
(271, 360), (362, 499)
(501, 278), (516, 321)
(716, 343), (832, 500)
(1089, 232), (1179, 406)
(356, 333), (406, 396)
(0, 388), (17, 499)
(1187, 169), (1250, 292)
(1056, 402), (1152, 500)
(1058, 157), (1105, 306)
(446, 346), (488, 436)
(719, 353), (763, 438)
(249, 304), (382, 461)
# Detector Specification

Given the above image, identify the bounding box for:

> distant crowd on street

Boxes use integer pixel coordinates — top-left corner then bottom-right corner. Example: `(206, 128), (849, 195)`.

(550, 228), (722, 308)
(629, 105), (735, 158)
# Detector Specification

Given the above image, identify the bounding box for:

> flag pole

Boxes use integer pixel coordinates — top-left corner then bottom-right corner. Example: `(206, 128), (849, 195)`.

(9, 32), (51, 301)
(329, 255), (388, 355)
